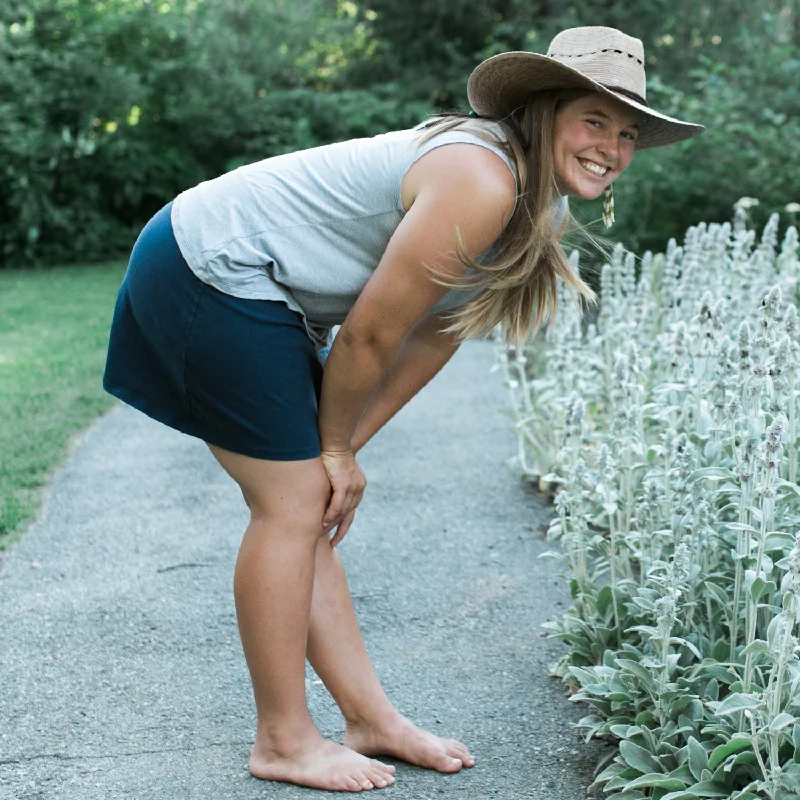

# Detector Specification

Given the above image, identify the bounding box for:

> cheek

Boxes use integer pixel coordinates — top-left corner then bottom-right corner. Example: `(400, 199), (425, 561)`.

(619, 147), (635, 172)
(563, 124), (596, 155)
(556, 124), (586, 163)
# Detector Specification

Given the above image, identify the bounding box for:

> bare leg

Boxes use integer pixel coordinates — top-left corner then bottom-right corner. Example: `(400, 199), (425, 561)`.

(207, 444), (396, 792)
(306, 534), (476, 772)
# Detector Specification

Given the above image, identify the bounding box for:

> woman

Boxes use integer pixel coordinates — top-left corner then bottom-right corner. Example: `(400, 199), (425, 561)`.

(103, 26), (702, 793)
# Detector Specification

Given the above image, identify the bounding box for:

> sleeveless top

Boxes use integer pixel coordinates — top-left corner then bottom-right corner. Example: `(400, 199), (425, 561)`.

(171, 119), (569, 350)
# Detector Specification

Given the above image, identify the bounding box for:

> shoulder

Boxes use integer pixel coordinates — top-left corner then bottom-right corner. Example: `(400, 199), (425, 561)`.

(402, 134), (517, 222)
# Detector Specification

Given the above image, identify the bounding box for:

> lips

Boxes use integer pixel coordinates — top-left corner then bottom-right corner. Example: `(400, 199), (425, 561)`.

(577, 157), (610, 177)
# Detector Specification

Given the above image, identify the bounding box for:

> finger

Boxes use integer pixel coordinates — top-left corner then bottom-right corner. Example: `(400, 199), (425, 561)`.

(330, 510), (356, 548)
(355, 484), (366, 508)
(322, 490), (346, 529)
(334, 487), (357, 523)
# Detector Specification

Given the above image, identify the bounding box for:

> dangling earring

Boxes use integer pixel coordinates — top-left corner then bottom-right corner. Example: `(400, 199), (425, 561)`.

(603, 183), (615, 228)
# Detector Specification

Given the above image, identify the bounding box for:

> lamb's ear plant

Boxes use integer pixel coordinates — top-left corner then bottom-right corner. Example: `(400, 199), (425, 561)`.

(497, 202), (800, 800)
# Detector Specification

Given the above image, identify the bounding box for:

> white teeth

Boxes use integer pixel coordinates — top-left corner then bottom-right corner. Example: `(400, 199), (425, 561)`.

(578, 158), (608, 176)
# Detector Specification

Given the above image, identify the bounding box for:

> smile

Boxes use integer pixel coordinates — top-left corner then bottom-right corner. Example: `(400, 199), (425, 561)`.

(577, 157), (609, 177)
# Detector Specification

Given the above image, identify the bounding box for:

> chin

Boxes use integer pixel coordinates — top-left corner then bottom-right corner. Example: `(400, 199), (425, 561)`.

(571, 184), (606, 201)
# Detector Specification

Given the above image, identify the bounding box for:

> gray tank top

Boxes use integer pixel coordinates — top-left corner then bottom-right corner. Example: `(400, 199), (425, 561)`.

(171, 120), (569, 350)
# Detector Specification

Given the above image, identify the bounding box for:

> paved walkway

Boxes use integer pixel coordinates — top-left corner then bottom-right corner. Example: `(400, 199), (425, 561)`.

(0, 339), (609, 799)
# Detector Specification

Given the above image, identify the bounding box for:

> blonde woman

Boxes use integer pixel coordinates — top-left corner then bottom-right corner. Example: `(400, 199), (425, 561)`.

(104, 25), (702, 793)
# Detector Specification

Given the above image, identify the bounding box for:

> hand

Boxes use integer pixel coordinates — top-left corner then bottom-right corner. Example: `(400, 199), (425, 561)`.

(319, 449), (367, 546)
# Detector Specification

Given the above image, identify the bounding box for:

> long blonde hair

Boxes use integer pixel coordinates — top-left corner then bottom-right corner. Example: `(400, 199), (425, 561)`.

(414, 88), (599, 347)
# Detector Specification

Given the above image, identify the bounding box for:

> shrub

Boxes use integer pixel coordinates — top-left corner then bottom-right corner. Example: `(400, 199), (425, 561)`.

(497, 205), (800, 798)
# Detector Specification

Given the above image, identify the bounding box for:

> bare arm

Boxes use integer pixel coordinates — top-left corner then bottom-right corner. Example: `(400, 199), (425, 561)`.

(316, 143), (516, 541)
(318, 144), (515, 454)
(350, 313), (461, 455)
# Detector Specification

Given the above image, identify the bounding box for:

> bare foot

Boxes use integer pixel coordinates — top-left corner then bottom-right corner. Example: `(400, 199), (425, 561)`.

(344, 713), (475, 773)
(250, 733), (397, 792)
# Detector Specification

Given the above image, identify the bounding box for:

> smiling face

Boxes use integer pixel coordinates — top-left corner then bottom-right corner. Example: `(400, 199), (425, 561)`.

(552, 92), (642, 199)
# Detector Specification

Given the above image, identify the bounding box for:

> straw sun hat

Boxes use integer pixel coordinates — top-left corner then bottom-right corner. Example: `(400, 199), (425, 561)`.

(467, 26), (704, 150)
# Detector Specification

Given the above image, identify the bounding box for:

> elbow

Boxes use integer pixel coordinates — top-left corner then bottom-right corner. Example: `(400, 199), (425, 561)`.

(338, 322), (401, 368)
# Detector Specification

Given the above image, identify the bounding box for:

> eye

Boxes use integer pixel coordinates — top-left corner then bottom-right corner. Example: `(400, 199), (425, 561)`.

(621, 131), (638, 141)
(586, 119), (603, 128)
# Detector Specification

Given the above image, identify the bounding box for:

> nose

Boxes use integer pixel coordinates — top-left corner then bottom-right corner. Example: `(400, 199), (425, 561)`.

(595, 131), (620, 164)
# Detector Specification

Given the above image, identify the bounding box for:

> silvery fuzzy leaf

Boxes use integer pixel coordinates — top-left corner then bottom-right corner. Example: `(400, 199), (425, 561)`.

(709, 693), (763, 716)
(779, 762), (800, 792)
(728, 780), (762, 800)
(748, 576), (777, 603)
(727, 522), (760, 536)
(669, 637), (703, 660)
(628, 624), (660, 639)
(706, 737), (754, 772)
(616, 659), (658, 692)
(776, 478), (800, 498)
(624, 774), (686, 792)
(687, 735), (709, 781)
(689, 467), (737, 482)
(764, 531), (796, 549)
(630, 596), (656, 611)
(792, 719), (800, 750)
(619, 739), (666, 775)
(739, 639), (769, 657)
(704, 581), (730, 607)
(768, 712), (796, 731)
(653, 382), (688, 393)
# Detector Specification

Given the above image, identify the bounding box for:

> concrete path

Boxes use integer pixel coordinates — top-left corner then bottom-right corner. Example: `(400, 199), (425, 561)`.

(0, 339), (609, 799)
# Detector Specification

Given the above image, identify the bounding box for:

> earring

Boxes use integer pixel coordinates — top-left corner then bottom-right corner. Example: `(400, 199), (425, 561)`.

(603, 183), (615, 228)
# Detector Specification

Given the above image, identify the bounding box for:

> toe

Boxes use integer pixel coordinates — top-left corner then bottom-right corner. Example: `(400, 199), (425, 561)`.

(370, 758), (396, 775)
(367, 768), (392, 787)
(356, 772), (374, 790)
(436, 752), (463, 772)
(447, 741), (475, 766)
(342, 775), (362, 792)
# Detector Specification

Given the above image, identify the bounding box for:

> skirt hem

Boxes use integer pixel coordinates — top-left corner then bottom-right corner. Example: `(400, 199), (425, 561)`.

(104, 383), (323, 462)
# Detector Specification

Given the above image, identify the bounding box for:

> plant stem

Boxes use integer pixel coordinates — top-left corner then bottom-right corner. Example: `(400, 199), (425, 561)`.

(608, 511), (622, 650)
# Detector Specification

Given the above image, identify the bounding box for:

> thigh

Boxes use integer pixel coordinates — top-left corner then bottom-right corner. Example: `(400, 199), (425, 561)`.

(208, 444), (331, 528)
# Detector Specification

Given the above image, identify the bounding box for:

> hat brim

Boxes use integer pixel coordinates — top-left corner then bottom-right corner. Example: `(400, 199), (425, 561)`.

(467, 51), (704, 150)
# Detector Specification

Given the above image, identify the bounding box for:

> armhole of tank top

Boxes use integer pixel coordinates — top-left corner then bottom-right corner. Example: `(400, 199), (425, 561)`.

(399, 131), (519, 217)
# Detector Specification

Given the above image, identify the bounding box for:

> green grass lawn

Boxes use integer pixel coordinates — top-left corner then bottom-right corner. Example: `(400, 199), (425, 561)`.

(0, 263), (126, 548)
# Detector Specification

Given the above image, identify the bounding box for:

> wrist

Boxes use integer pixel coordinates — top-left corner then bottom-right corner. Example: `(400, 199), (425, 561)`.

(320, 446), (353, 456)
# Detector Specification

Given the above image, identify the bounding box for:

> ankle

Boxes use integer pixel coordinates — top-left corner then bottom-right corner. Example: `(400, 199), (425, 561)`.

(344, 703), (403, 732)
(254, 719), (323, 758)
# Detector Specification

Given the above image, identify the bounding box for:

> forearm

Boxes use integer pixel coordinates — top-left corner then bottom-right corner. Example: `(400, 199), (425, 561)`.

(350, 328), (460, 455)
(317, 330), (398, 452)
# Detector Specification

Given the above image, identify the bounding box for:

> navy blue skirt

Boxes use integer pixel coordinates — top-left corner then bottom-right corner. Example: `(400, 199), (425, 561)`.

(103, 202), (325, 460)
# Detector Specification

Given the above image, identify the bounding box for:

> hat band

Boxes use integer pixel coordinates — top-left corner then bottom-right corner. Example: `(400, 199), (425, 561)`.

(600, 84), (648, 107)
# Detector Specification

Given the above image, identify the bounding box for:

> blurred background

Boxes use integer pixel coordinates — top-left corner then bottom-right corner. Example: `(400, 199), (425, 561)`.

(3, 0), (800, 267)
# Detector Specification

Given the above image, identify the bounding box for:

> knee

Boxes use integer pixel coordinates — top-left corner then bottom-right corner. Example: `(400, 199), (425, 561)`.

(246, 460), (332, 533)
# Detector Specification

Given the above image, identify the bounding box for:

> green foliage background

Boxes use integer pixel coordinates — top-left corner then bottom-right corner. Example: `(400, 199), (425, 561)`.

(3, 0), (799, 266)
